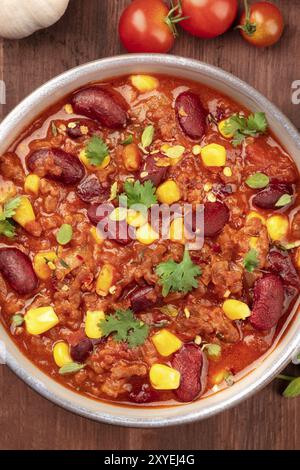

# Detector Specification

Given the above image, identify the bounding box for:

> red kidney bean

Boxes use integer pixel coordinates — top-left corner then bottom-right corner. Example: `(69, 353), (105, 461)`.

(71, 87), (128, 129)
(250, 274), (284, 330)
(70, 338), (93, 363)
(139, 154), (168, 187)
(204, 201), (230, 237)
(27, 148), (85, 185)
(77, 175), (109, 203)
(87, 202), (114, 226)
(268, 250), (300, 289)
(87, 203), (133, 245)
(129, 286), (158, 312)
(252, 183), (292, 210)
(0, 248), (38, 295)
(175, 91), (207, 140)
(66, 119), (100, 139)
(172, 344), (208, 402)
(129, 382), (159, 404)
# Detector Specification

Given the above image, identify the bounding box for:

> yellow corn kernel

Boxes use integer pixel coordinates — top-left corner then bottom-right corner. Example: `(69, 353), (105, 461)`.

(207, 192), (217, 203)
(156, 180), (181, 204)
(126, 209), (147, 228)
(130, 75), (159, 93)
(222, 299), (251, 321)
(152, 329), (182, 356)
(249, 237), (259, 249)
(85, 310), (105, 339)
(204, 182), (213, 192)
(53, 341), (72, 367)
(192, 145), (201, 156)
(212, 369), (229, 385)
(24, 306), (59, 335)
(160, 144), (170, 153)
(0, 181), (16, 204)
(79, 149), (111, 170)
(246, 210), (266, 225)
(136, 223), (159, 245)
(96, 264), (114, 296)
(64, 104), (74, 114)
(201, 143), (226, 167)
(266, 215), (289, 241)
(149, 364), (181, 390)
(218, 119), (234, 139)
(90, 226), (104, 245)
(24, 174), (40, 195)
(12, 196), (35, 228)
(169, 217), (185, 244)
(223, 166), (232, 177)
(122, 143), (141, 171)
(33, 251), (57, 280)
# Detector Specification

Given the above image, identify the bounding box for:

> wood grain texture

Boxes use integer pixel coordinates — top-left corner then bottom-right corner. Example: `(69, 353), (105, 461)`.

(0, 0), (299, 450)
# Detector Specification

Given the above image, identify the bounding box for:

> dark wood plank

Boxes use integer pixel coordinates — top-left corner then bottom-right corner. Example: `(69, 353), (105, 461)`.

(0, 0), (299, 450)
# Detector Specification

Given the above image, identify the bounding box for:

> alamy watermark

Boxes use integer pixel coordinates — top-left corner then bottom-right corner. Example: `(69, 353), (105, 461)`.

(0, 79), (5, 105)
(291, 80), (300, 105)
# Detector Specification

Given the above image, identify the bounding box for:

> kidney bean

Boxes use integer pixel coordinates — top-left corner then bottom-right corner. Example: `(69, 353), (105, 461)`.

(0, 248), (38, 295)
(66, 119), (100, 139)
(27, 148), (85, 185)
(204, 201), (230, 237)
(87, 202), (114, 226)
(172, 344), (207, 402)
(129, 383), (159, 404)
(267, 250), (300, 289)
(70, 338), (93, 363)
(252, 183), (292, 210)
(129, 286), (158, 312)
(250, 274), (284, 330)
(77, 175), (109, 203)
(87, 202), (133, 245)
(139, 154), (168, 187)
(175, 91), (207, 140)
(71, 87), (128, 129)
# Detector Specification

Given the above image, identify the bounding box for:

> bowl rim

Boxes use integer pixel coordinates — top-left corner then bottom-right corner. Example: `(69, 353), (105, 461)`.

(1, 53), (300, 427)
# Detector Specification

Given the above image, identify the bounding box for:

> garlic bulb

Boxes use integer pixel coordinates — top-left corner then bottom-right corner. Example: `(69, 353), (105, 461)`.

(0, 0), (70, 39)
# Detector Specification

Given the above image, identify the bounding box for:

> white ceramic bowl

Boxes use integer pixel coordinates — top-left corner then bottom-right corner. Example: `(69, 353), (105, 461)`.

(0, 54), (299, 427)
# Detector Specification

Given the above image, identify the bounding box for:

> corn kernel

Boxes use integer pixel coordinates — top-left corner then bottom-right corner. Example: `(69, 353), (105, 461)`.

(160, 144), (170, 153)
(130, 75), (159, 93)
(24, 174), (40, 195)
(192, 145), (201, 156)
(33, 251), (57, 280)
(212, 369), (228, 385)
(24, 306), (59, 335)
(266, 215), (289, 241)
(201, 143), (226, 167)
(122, 143), (141, 171)
(126, 209), (147, 228)
(222, 299), (251, 320)
(246, 210), (266, 225)
(136, 223), (159, 245)
(96, 264), (114, 296)
(79, 149), (110, 170)
(249, 236), (258, 249)
(184, 307), (190, 318)
(223, 167), (232, 177)
(152, 329), (182, 356)
(218, 119), (234, 138)
(223, 289), (231, 298)
(204, 182), (213, 192)
(53, 341), (72, 367)
(149, 364), (181, 390)
(207, 192), (217, 203)
(90, 226), (104, 245)
(12, 196), (35, 228)
(64, 104), (73, 114)
(85, 310), (105, 339)
(169, 217), (185, 244)
(156, 180), (181, 204)
(194, 335), (202, 345)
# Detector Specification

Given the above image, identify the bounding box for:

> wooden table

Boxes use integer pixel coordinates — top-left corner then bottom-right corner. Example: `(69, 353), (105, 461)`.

(0, 0), (299, 450)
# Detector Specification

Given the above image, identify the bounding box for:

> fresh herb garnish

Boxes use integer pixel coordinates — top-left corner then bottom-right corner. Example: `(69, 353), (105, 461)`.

(275, 194), (293, 208)
(11, 314), (24, 328)
(85, 136), (109, 166)
(59, 258), (70, 269)
(156, 250), (201, 297)
(59, 362), (85, 375)
(56, 224), (73, 245)
(246, 172), (269, 189)
(224, 112), (267, 146)
(98, 309), (149, 349)
(0, 196), (22, 238)
(119, 180), (157, 209)
(243, 249), (259, 272)
(121, 135), (133, 145)
(278, 374), (300, 398)
(141, 125), (155, 150)
(203, 343), (222, 359)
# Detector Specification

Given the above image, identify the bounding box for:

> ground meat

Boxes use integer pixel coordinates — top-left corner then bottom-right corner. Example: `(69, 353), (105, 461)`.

(0, 153), (25, 184)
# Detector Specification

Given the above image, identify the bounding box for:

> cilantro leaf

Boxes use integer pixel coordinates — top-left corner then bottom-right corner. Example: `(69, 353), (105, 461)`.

(119, 180), (157, 209)
(85, 136), (109, 166)
(224, 112), (267, 147)
(243, 249), (259, 272)
(0, 219), (16, 238)
(98, 309), (149, 349)
(156, 250), (201, 297)
(0, 196), (22, 238)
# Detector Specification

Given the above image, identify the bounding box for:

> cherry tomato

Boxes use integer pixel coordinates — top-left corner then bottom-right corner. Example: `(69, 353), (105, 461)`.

(179, 0), (238, 39)
(119, 0), (177, 53)
(239, 1), (284, 47)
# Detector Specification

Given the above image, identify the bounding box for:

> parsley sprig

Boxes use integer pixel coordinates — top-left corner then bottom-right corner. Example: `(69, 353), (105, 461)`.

(98, 309), (149, 349)
(156, 250), (201, 297)
(85, 136), (109, 166)
(119, 180), (157, 209)
(243, 249), (259, 272)
(224, 112), (267, 146)
(0, 196), (22, 238)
